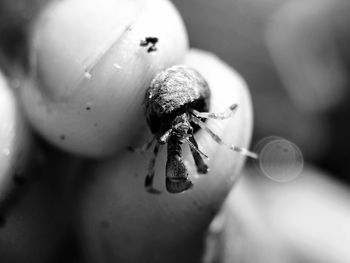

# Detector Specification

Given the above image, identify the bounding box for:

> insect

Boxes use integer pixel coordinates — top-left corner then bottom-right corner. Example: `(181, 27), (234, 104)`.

(140, 37), (159, 53)
(138, 65), (257, 194)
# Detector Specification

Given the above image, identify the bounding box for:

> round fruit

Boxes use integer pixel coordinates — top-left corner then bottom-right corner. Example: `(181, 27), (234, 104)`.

(20, 0), (188, 157)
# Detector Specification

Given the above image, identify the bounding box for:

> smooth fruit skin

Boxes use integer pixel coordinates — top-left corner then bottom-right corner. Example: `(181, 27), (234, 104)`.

(20, 0), (188, 157)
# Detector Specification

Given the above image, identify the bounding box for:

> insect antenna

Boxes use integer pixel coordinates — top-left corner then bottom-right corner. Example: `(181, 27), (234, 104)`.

(145, 142), (162, 194)
(191, 104), (238, 120)
(190, 115), (258, 159)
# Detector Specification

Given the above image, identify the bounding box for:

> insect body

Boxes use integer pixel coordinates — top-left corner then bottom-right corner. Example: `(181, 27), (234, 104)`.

(142, 65), (249, 194)
(137, 54), (297, 191)
(144, 66), (210, 193)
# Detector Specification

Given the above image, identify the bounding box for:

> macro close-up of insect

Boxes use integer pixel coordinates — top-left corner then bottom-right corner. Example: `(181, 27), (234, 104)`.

(137, 64), (258, 194)
(1, 0), (332, 262)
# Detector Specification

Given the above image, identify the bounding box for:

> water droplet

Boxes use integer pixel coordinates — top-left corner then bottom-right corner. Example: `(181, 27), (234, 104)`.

(253, 137), (303, 182)
(113, 63), (122, 69)
(84, 71), (92, 79)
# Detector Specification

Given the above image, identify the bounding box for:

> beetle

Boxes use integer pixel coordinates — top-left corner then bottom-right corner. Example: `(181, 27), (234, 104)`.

(139, 65), (257, 194)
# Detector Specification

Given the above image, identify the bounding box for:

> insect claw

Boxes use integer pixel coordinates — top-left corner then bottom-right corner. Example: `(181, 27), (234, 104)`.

(143, 143), (162, 193)
(197, 163), (209, 174)
(146, 186), (162, 194)
(145, 173), (162, 194)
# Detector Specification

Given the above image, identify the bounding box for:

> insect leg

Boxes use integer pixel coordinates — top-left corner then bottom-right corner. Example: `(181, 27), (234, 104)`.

(185, 135), (208, 159)
(186, 135), (209, 174)
(145, 142), (162, 194)
(190, 115), (258, 159)
(158, 121), (189, 144)
(191, 104), (238, 120)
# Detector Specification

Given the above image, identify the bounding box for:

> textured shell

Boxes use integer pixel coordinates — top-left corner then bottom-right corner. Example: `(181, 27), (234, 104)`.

(144, 65), (210, 133)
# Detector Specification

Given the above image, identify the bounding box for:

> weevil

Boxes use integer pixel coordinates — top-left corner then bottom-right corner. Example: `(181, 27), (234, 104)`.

(139, 65), (257, 194)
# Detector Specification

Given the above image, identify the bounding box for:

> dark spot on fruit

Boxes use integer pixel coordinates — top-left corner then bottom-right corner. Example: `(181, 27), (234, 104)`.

(140, 37), (159, 53)
(86, 107), (91, 111)
(60, 135), (66, 140)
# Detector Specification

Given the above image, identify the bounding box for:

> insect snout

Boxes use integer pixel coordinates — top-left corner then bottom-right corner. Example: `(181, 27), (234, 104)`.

(171, 114), (191, 137)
